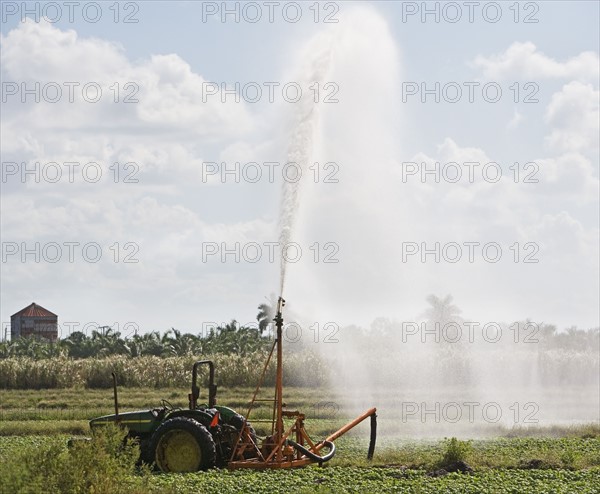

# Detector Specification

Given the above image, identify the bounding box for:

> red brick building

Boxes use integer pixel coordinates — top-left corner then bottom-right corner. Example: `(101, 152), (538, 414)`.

(11, 303), (58, 341)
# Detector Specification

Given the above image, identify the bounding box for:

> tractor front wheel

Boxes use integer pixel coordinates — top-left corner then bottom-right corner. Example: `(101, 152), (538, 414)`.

(150, 417), (216, 472)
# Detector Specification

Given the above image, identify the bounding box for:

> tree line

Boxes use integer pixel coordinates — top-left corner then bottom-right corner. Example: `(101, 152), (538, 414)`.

(1, 296), (597, 359)
(0, 321), (276, 359)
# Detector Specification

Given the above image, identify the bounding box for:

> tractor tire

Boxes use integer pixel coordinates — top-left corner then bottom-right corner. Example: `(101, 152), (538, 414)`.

(149, 416), (216, 472)
(226, 413), (258, 459)
(137, 436), (154, 467)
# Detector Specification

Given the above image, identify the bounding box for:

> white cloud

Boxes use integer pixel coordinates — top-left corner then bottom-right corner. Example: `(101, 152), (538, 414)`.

(0, 19), (278, 329)
(0, 18), (268, 232)
(434, 137), (491, 164)
(471, 42), (598, 161)
(1, 11), (598, 333)
(405, 138), (598, 213)
(1, 20), (129, 81)
(0, 19), (253, 138)
(507, 109), (523, 129)
(533, 210), (598, 263)
(472, 41), (599, 82)
(544, 82), (600, 154)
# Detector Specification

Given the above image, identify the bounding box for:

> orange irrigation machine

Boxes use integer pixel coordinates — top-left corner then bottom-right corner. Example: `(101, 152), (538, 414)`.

(228, 297), (377, 469)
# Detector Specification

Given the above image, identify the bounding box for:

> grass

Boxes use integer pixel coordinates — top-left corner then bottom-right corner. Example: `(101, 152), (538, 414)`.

(1, 386), (599, 492)
(0, 386), (341, 417)
(355, 435), (600, 470)
(1, 434), (599, 493)
(0, 420), (90, 436)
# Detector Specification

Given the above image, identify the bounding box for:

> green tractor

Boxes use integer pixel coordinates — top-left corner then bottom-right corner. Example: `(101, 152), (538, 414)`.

(89, 360), (256, 472)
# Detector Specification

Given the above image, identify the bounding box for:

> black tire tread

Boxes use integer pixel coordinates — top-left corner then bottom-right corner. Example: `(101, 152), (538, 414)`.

(149, 416), (216, 472)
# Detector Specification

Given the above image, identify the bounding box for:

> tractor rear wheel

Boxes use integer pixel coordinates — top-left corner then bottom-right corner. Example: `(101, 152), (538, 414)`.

(150, 417), (216, 472)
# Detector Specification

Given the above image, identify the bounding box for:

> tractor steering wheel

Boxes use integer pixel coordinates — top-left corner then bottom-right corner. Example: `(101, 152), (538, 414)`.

(160, 399), (175, 411)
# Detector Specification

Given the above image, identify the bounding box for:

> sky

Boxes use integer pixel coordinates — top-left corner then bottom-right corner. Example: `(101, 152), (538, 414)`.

(1, 1), (598, 339)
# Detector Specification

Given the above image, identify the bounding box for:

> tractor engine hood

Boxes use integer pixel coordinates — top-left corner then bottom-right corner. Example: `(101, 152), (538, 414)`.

(90, 410), (161, 434)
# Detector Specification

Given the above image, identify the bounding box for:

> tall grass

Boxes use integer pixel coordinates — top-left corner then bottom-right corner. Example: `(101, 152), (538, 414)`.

(0, 352), (329, 389)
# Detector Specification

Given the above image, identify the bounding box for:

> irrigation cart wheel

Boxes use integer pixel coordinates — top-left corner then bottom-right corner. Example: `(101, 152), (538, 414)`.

(150, 417), (216, 472)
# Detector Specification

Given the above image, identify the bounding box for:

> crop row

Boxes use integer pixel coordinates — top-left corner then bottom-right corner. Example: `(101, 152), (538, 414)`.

(0, 352), (328, 389)
(1, 433), (599, 494)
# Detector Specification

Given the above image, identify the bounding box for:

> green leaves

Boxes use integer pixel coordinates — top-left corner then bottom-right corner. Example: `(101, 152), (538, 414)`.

(440, 437), (473, 467)
(1, 421), (599, 492)
(0, 426), (150, 494)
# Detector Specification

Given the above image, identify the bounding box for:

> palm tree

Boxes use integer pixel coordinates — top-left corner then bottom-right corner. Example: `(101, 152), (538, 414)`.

(423, 294), (462, 324)
(62, 331), (96, 358)
(13, 336), (45, 358)
(0, 340), (15, 358)
(91, 326), (127, 356)
(422, 294), (463, 345)
(257, 293), (277, 334)
(137, 331), (166, 356)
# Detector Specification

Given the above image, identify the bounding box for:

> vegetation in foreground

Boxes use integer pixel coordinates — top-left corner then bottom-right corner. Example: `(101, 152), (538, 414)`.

(1, 384), (599, 493)
(1, 426), (599, 494)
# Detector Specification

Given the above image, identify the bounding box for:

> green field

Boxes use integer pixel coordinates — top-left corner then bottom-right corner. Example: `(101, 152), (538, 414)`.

(1, 386), (599, 493)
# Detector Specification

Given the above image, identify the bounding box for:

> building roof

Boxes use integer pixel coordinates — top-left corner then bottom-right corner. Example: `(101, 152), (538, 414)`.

(11, 302), (57, 318)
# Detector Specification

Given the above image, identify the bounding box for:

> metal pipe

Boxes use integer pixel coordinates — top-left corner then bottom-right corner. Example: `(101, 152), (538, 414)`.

(274, 297), (285, 462)
(314, 407), (377, 452)
(367, 412), (377, 460)
(111, 372), (119, 422)
(230, 340), (277, 463)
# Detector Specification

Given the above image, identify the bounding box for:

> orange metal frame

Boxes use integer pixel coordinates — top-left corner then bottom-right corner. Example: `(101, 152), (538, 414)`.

(228, 297), (377, 470)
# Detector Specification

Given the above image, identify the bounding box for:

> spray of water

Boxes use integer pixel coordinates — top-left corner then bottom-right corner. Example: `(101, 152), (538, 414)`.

(278, 6), (599, 437)
(278, 38), (332, 296)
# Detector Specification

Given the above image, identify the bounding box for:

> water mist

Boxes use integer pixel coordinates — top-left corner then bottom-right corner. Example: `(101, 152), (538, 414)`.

(277, 6), (599, 438)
